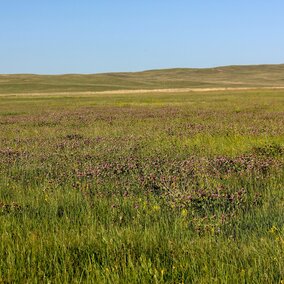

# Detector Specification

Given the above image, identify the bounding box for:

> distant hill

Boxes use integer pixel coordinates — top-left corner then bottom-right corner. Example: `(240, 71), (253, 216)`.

(1, 64), (284, 94)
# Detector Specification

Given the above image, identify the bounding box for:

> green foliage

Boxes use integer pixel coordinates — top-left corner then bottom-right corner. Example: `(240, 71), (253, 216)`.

(0, 89), (283, 283)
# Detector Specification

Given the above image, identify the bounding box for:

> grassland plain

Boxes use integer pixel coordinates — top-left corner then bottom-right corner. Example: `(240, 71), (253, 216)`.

(0, 86), (284, 283)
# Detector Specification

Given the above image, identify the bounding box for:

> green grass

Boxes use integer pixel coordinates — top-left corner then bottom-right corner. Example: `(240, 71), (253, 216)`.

(1, 63), (284, 94)
(0, 88), (283, 283)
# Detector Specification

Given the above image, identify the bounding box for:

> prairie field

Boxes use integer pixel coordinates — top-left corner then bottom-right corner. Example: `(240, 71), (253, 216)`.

(0, 87), (284, 283)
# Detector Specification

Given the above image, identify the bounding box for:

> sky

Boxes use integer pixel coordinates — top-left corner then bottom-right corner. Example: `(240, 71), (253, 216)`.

(1, 0), (284, 74)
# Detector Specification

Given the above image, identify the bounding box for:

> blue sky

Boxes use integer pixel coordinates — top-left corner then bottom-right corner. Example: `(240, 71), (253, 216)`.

(1, 0), (284, 74)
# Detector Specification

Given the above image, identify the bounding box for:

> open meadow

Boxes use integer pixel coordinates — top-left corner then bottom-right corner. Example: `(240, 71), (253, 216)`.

(0, 85), (284, 282)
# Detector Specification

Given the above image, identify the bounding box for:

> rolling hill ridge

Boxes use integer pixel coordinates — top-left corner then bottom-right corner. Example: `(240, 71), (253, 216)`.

(1, 64), (284, 94)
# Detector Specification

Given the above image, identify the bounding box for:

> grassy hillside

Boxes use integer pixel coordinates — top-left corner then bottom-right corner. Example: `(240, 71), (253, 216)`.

(1, 64), (284, 94)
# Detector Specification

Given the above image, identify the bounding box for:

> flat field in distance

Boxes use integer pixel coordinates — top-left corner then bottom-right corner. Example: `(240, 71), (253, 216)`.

(0, 86), (284, 282)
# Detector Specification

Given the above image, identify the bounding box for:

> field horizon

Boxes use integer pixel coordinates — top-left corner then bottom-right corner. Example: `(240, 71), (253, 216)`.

(1, 63), (284, 94)
(0, 65), (283, 283)
(2, 0), (284, 281)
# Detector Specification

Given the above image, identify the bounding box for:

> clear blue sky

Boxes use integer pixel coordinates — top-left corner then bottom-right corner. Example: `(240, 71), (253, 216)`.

(1, 0), (284, 74)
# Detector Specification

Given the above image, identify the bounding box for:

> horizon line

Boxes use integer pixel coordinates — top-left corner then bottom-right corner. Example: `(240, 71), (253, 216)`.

(1, 62), (284, 76)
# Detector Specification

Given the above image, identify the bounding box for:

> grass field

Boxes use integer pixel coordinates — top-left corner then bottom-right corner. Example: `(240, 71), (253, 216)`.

(0, 74), (284, 282)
